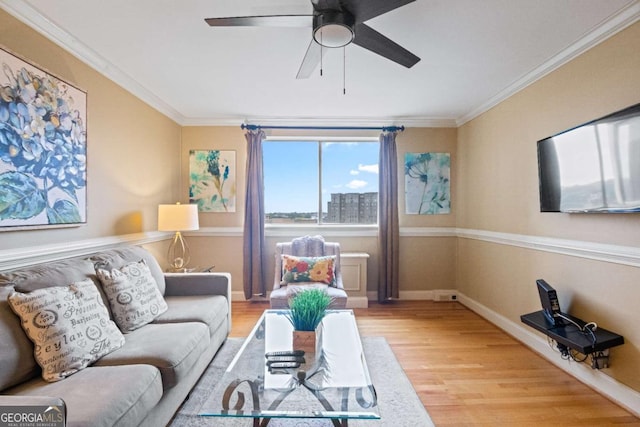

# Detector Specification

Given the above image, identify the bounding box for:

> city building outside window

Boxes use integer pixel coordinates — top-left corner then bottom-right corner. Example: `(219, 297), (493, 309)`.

(263, 140), (379, 224)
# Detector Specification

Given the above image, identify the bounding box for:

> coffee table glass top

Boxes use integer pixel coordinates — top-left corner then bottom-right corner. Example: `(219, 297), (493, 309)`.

(199, 309), (379, 421)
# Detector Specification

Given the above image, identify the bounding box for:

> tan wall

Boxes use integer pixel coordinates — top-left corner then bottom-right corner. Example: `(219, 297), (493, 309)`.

(181, 127), (458, 295)
(5, 0), (637, 396)
(179, 127), (247, 227)
(398, 127), (458, 228)
(0, 10), (181, 250)
(457, 22), (640, 390)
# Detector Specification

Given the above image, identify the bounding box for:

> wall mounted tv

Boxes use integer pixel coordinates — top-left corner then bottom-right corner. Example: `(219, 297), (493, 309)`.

(537, 102), (640, 213)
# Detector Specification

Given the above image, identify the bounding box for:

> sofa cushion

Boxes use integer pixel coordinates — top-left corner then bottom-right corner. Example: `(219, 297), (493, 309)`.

(0, 285), (39, 391)
(0, 258), (96, 293)
(6, 365), (162, 427)
(7, 279), (125, 382)
(89, 247), (166, 294)
(95, 260), (168, 332)
(281, 254), (336, 285)
(154, 294), (229, 337)
(93, 322), (209, 390)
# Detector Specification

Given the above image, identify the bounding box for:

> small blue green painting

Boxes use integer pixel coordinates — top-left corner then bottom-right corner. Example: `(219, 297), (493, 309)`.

(189, 150), (236, 212)
(405, 152), (450, 215)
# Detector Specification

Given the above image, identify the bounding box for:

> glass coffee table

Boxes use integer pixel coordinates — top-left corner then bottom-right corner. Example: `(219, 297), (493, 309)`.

(199, 309), (379, 426)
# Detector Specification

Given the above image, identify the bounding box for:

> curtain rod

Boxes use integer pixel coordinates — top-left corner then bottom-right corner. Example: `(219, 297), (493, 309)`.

(241, 124), (405, 132)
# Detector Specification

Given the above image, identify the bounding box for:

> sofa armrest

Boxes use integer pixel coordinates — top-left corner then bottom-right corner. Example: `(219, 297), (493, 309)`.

(164, 272), (231, 297)
(163, 272), (232, 329)
(0, 396), (65, 406)
(334, 271), (345, 290)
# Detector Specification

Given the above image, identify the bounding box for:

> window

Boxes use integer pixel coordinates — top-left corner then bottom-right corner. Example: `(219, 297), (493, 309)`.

(263, 140), (379, 224)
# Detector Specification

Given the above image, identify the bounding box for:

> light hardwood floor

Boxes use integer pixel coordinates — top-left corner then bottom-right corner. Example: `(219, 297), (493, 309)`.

(229, 300), (640, 426)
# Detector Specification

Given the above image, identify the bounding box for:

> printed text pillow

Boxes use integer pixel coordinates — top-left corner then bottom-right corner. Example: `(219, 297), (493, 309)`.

(96, 259), (168, 332)
(281, 255), (335, 286)
(8, 279), (125, 382)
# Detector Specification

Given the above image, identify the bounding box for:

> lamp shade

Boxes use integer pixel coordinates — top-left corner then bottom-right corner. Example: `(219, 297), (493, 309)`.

(158, 203), (199, 232)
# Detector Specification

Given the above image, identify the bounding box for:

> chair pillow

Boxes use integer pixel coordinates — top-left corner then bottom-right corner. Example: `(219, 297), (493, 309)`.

(7, 279), (125, 382)
(96, 259), (168, 333)
(281, 255), (335, 286)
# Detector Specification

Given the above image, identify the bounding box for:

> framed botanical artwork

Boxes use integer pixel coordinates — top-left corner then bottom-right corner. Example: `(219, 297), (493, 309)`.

(0, 46), (87, 231)
(405, 152), (451, 215)
(189, 150), (236, 212)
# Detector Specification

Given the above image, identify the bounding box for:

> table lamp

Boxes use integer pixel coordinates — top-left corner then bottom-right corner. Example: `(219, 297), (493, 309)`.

(158, 203), (199, 271)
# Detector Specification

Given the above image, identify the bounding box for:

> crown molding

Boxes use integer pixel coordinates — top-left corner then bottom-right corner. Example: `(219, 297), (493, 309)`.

(181, 116), (458, 128)
(0, 0), (187, 124)
(457, 1), (640, 126)
(2, 0), (638, 129)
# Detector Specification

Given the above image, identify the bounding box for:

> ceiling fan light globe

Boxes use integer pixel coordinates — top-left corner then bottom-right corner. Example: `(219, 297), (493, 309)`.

(314, 23), (354, 48)
(312, 11), (355, 48)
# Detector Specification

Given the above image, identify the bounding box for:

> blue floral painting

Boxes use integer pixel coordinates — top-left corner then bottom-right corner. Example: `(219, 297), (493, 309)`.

(405, 152), (450, 215)
(189, 150), (236, 212)
(0, 47), (87, 230)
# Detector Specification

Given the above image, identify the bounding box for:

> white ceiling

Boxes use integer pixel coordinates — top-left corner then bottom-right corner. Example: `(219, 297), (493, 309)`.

(2, 0), (639, 127)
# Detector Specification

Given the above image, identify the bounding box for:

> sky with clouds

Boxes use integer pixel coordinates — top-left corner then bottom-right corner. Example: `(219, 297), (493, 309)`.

(263, 140), (379, 213)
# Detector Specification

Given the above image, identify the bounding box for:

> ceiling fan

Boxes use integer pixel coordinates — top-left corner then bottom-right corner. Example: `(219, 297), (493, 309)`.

(205, 0), (420, 79)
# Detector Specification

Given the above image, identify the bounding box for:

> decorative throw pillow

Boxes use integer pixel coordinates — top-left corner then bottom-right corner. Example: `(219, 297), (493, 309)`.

(95, 259), (168, 332)
(7, 279), (125, 382)
(281, 255), (335, 286)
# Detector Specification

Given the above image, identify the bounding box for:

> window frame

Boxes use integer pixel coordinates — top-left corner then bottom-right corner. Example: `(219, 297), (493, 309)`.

(263, 136), (380, 228)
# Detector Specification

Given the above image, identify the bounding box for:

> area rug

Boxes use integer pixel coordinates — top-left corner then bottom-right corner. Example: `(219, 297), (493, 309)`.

(170, 337), (434, 427)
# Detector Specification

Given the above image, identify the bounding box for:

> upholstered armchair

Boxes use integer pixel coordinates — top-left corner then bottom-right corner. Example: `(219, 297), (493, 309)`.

(270, 235), (348, 309)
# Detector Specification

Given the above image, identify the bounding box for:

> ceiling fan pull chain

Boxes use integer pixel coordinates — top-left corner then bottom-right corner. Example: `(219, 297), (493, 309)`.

(320, 29), (323, 77)
(343, 46), (346, 95)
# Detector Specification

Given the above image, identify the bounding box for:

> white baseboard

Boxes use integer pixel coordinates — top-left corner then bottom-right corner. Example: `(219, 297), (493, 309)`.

(346, 297), (369, 308)
(456, 292), (640, 418)
(366, 290), (458, 301)
(232, 291), (267, 302)
(232, 291), (248, 302)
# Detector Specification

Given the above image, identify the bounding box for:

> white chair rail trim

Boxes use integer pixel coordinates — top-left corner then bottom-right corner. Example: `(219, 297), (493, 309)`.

(2, 227), (639, 272)
(457, 228), (640, 269)
(0, 231), (170, 271)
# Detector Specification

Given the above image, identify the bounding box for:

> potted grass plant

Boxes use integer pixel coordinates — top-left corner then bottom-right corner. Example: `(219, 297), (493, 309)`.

(287, 289), (332, 355)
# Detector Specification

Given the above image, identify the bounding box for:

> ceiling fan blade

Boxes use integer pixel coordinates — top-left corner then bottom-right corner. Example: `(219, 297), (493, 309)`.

(312, 0), (343, 11)
(205, 15), (312, 27)
(296, 40), (325, 79)
(342, 0), (416, 23)
(352, 23), (420, 68)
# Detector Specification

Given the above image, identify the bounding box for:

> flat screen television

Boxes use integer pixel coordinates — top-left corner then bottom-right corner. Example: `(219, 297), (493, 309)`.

(537, 102), (640, 213)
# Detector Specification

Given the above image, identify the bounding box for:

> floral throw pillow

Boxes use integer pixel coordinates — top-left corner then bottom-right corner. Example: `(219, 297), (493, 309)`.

(8, 279), (125, 382)
(281, 255), (335, 286)
(95, 259), (168, 333)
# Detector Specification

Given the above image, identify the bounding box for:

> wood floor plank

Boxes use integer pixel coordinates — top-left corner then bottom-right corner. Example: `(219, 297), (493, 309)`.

(229, 300), (640, 426)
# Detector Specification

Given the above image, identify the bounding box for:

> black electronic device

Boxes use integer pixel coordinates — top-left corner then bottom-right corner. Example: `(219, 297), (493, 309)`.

(268, 361), (301, 369)
(536, 279), (564, 327)
(266, 356), (306, 364)
(265, 350), (305, 358)
(537, 102), (640, 213)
